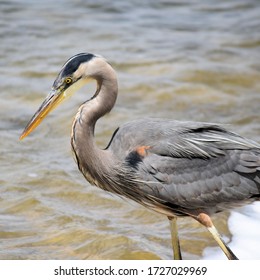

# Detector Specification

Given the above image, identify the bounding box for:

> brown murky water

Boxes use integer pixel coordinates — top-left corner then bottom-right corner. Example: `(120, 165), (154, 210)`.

(0, 0), (260, 259)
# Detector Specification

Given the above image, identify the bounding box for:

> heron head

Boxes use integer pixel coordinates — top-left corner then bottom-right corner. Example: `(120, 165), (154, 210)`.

(20, 53), (100, 140)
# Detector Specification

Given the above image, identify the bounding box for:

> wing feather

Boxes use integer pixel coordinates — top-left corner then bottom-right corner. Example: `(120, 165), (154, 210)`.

(108, 118), (260, 214)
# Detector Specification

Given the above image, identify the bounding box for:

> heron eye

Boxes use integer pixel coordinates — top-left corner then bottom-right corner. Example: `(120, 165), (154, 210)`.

(65, 77), (72, 84)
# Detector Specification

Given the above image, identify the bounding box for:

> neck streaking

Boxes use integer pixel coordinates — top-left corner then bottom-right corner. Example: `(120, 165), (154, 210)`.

(70, 61), (118, 188)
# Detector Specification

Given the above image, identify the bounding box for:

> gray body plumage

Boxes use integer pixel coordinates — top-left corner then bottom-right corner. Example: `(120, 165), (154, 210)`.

(107, 119), (260, 216)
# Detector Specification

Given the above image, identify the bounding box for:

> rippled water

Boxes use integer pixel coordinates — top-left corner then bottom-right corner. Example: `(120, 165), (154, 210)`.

(0, 0), (260, 259)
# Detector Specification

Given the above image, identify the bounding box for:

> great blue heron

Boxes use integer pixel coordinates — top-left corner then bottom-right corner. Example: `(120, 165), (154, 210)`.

(20, 53), (260, 260)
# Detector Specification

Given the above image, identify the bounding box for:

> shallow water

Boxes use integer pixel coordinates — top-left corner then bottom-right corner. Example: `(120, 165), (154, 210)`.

(0, 0), (260, 259)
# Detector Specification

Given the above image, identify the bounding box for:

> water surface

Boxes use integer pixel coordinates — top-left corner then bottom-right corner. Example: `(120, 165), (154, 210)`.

(0, 0), (260, 259)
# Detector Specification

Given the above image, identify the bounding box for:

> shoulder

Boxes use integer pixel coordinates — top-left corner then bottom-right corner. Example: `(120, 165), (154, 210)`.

(106, 117), (260, 160)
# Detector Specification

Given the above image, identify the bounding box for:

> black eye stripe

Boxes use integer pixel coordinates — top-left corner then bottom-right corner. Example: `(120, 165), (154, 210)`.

(53, 53), (95, 89)
(62, 53), (95, 77)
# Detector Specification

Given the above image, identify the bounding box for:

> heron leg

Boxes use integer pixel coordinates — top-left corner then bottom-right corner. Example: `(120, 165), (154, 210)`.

(195, 213), (238, 260)
(168, 216), (182, 260)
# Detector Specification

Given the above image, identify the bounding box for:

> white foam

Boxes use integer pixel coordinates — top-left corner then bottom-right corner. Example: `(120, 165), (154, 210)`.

(203, 202), (260, 260)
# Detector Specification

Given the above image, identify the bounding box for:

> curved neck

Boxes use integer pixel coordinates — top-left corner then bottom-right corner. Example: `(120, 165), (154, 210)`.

(71, 62), (118, 186)
(88, 71), (118, 125)
(75, 60), (118, 132)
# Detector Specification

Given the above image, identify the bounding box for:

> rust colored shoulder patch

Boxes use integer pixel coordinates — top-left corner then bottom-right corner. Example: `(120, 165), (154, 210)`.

(135, 145), (151, 157)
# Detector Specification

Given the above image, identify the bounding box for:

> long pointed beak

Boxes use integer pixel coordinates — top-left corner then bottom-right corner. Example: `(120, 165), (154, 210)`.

(20, 89), (66, 140)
